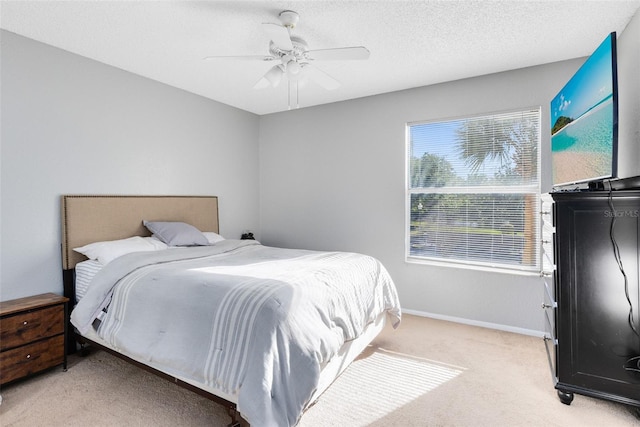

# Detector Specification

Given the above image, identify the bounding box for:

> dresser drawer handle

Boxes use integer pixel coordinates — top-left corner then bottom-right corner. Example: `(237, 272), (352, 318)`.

(26, 354), (31, 359)
(23, 321), (28, 325)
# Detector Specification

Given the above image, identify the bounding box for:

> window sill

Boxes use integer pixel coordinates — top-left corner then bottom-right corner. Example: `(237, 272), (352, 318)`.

(405, 256), (542, 277)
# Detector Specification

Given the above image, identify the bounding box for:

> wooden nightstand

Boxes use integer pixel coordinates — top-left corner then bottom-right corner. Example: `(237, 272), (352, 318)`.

(0, 293), (69, 385)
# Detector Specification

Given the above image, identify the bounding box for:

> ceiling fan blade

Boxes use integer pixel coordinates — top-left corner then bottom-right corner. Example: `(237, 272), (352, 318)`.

(262, 22), (293, 51)
(203, 55), (275, 61)
(303, 64), (340, 90)
(253, 65), (284, 89)
(308, 46), (370, 61)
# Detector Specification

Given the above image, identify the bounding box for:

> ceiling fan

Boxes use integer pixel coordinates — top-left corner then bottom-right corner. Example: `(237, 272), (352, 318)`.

(204, 10), (370, 103)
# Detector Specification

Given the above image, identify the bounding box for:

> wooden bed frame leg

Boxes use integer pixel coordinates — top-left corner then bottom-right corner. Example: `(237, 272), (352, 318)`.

(76, 337), (91, 357)
(227, 405), (242, 427)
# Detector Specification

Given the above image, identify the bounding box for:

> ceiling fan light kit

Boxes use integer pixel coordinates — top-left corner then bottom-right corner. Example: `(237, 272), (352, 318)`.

(204, 10), (370, 109)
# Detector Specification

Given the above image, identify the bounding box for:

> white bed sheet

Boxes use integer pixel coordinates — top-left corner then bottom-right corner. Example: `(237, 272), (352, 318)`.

(77, 312), (387, 413)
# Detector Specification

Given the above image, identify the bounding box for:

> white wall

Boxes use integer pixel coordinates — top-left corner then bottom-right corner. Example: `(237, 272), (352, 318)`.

(0, 31), (260, 301)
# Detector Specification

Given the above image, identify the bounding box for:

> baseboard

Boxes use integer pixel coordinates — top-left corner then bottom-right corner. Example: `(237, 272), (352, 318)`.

(402, 308), (545, 338)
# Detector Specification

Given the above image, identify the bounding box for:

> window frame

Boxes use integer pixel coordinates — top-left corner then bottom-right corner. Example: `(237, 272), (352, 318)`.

(405, 107), (543, 274)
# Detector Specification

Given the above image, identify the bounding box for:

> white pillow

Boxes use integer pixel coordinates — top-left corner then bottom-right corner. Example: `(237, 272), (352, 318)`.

(145, 236), (169, 249)
(203, 231), (225, 244)
(74, 236), (167, 265)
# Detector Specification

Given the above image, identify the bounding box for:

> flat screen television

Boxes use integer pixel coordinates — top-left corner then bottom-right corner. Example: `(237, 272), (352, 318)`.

(550, 32), (618, 188)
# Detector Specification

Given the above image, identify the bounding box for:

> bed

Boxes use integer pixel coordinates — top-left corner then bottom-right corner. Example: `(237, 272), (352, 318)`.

(61, 195), (401, 427)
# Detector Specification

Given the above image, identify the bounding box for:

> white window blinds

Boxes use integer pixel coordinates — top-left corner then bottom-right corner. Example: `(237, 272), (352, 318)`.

(407, 109), (541, 271)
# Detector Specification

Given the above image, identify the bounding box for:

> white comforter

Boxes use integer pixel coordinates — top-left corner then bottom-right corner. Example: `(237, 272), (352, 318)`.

(71, 240), (401, 426)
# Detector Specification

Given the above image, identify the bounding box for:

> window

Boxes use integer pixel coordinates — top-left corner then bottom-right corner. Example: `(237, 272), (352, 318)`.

(407, 108), (541, 272)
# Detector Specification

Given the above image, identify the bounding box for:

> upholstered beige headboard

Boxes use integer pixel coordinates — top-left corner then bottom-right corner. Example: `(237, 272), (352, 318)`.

(61, 195), (219, 270)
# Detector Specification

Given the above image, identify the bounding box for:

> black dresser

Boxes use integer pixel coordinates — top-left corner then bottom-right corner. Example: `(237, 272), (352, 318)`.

(542, 190), (640, 411)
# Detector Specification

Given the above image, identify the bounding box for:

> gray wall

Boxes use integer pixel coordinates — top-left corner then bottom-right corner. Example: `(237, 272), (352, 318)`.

(0, 31), (260, 301)
(617, 8), (640, 179)
(258, 10), (640, 335)
(258, 62), (575, 335)
(2, 9), (638, 334)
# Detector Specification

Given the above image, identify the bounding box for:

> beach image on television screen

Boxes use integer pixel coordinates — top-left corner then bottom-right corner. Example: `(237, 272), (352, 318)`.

(550, 33), (617, 187)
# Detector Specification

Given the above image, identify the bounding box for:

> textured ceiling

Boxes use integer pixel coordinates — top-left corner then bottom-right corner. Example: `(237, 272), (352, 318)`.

(2, 1), (640, 115)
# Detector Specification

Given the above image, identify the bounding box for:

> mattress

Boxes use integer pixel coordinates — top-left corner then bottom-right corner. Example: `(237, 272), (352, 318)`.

(74, 259), (103, 301)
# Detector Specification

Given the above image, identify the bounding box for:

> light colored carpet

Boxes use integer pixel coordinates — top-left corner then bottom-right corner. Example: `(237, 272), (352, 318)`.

(1, 314), (638, 426)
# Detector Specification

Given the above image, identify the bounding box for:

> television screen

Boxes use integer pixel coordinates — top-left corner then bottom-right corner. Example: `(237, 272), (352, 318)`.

(551, 32), (618, 188)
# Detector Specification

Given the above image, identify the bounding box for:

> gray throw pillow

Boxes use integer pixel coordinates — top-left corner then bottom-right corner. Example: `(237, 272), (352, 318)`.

(143, 221), (209, 246)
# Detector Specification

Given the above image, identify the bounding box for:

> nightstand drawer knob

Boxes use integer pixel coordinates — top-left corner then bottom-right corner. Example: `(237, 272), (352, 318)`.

(23, 321), (28, 325)
(26, 354), (31, 359)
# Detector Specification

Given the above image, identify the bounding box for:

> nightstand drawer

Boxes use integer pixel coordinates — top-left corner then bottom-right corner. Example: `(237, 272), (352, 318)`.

(0, 305), (65, 351)
(0, 334), (65, 385)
